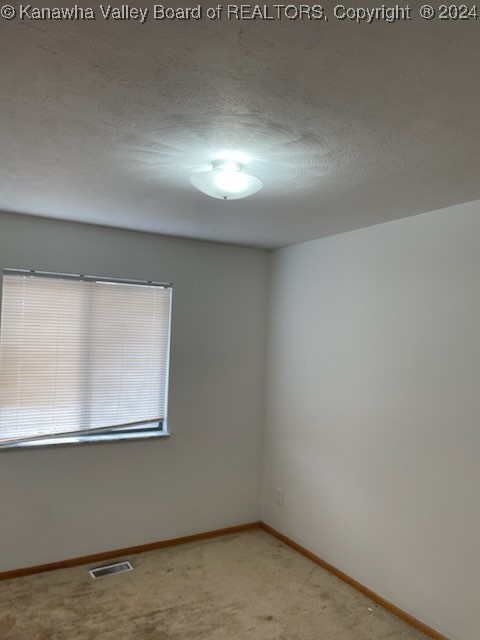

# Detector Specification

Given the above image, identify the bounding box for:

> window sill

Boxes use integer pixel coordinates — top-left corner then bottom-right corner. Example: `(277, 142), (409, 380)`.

(0, 429), (170, 450)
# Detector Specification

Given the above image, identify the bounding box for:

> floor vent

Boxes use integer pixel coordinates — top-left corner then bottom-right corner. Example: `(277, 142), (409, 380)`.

(89, 561), (133, 579)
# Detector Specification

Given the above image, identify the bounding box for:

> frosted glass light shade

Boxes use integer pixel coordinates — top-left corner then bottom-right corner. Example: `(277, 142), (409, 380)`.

(190, 160), (262, 200)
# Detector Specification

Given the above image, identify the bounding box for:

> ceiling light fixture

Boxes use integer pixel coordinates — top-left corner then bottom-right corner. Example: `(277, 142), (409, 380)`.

(190, 159), (262, 200)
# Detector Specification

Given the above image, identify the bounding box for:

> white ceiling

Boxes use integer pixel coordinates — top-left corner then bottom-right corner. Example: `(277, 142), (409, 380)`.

(1, 12), (480, 248)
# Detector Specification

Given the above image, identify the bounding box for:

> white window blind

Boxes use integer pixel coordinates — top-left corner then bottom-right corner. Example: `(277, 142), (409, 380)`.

(0, 272), (172, 446)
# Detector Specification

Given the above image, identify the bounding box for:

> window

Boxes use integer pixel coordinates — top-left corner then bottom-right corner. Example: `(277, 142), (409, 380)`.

(0, 270), (172, 448)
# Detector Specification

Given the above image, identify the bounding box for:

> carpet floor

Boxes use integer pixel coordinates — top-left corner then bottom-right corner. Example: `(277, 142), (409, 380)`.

(0, 529), (429, 639)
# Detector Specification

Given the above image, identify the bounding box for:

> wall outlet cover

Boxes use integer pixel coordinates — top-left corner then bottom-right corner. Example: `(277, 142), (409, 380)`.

(276, 487), (284, 506)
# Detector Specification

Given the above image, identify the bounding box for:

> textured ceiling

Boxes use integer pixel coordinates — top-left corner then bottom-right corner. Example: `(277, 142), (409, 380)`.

(1, 7), (480, 248)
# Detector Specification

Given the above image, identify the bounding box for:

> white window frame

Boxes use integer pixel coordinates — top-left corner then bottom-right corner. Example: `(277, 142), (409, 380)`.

(0, 269), (173, 449)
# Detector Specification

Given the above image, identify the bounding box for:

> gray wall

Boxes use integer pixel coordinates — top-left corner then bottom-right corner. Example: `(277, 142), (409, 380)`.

(0, 212), (269, 571)
(262, 200), (480, 640)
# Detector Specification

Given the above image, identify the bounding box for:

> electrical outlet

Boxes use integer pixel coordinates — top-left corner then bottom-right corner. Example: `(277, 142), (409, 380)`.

(276, 487), (283, 506)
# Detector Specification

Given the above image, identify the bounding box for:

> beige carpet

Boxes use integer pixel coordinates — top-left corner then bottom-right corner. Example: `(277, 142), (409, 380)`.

(0, 529), (429, 640)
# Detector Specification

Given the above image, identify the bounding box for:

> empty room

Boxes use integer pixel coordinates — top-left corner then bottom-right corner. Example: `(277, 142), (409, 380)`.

(0, 5), (478, 640)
